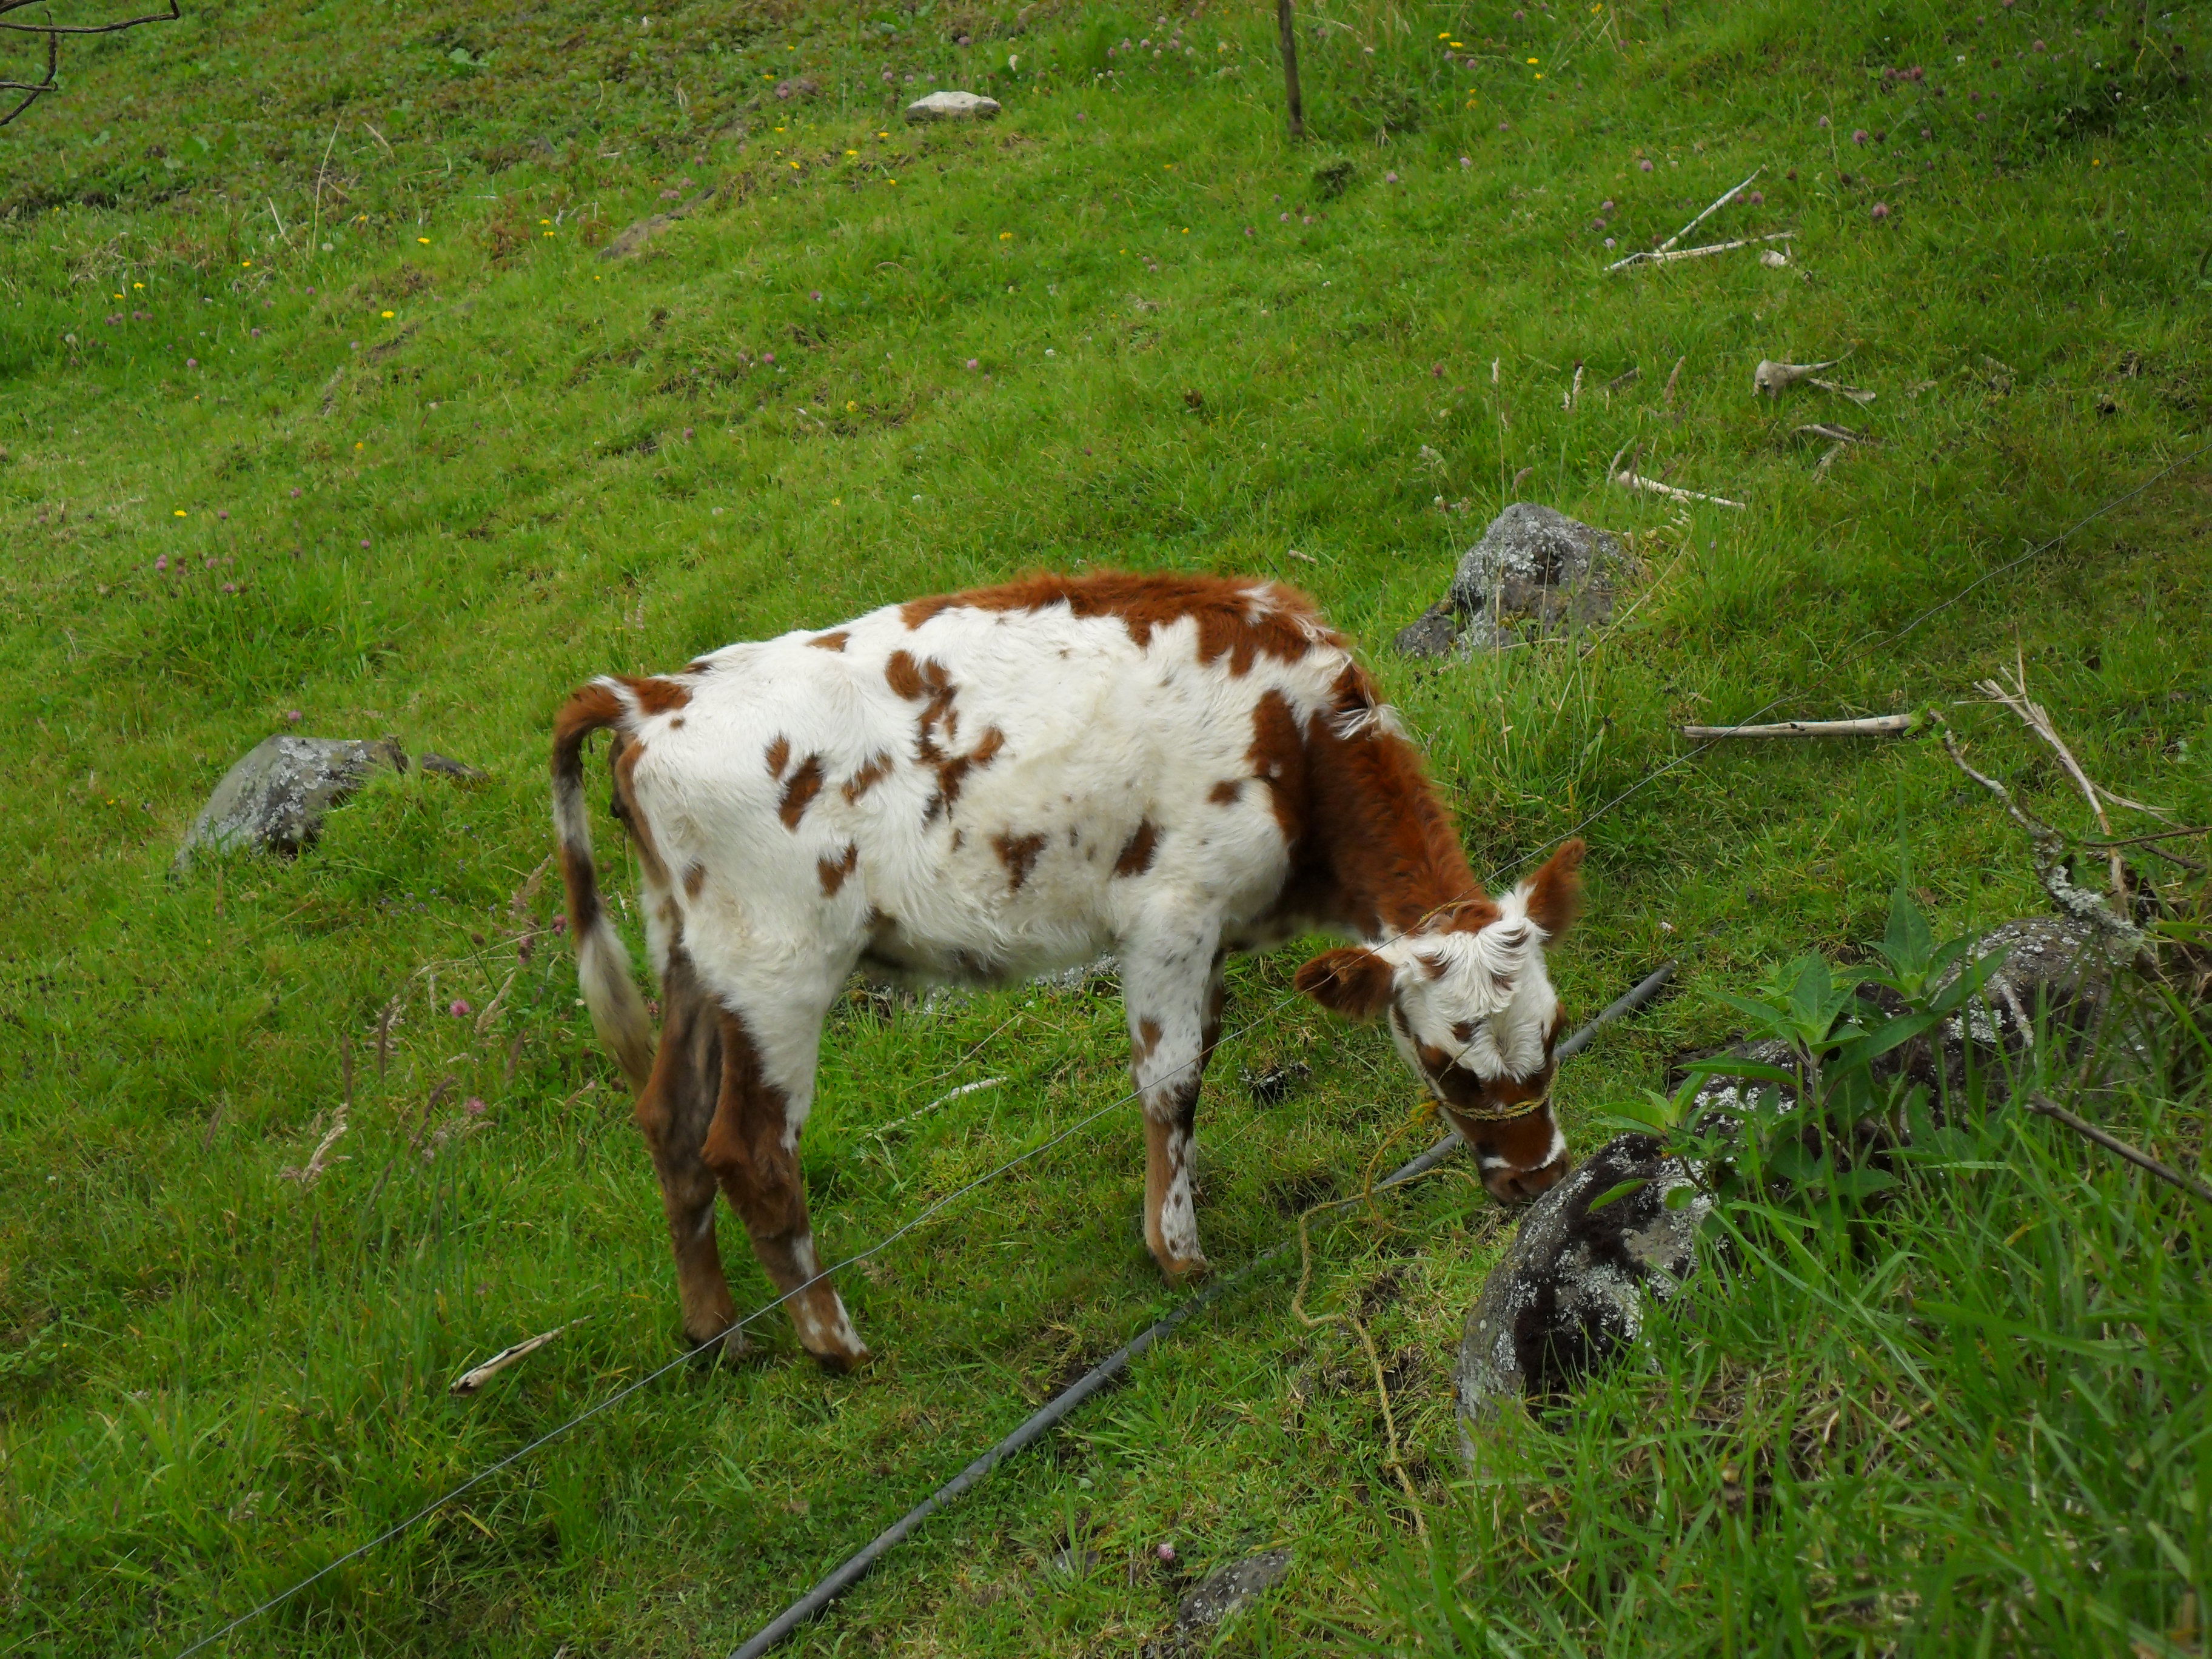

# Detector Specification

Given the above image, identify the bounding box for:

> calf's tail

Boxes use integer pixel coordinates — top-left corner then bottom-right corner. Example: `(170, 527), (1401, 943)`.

(551, 681), (656, 1090)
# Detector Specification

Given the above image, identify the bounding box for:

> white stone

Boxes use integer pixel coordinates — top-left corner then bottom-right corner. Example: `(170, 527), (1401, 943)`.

(904, 90), (1001, 123)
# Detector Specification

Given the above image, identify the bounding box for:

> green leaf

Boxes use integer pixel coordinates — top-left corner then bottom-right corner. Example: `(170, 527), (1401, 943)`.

(1663, 1182), (1706, 1211)
(1832, 1010), (1942, 1074)
(1829, 1166), (1900, 1200)
(1584, 1178), (1647, 1214)
(1768, 1141), (1829, 1187)
(1879, 888), (1936, 980)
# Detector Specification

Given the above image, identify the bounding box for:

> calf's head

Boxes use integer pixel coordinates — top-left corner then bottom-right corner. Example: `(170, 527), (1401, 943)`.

(1295, 840), (1584, 1205)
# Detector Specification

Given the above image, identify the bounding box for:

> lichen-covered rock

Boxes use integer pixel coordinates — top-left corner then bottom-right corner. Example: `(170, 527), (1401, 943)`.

(1446, 501), (1631, 649)
(905, 90), (1000, 122)
(1455, 1133), (1710, 1455)
(175, 735), (406, 873)
(1392, 602), (1461, 660)
(1683, 914), (2125, 1125)
(1141, 1550), (1293, 1653)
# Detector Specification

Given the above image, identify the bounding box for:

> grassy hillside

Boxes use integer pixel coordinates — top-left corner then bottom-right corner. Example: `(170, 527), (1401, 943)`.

(2, 0), (2208, 1652)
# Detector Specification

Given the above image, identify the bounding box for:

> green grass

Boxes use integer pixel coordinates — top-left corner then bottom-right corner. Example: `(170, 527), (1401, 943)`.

(2, 0), (2209, 1651)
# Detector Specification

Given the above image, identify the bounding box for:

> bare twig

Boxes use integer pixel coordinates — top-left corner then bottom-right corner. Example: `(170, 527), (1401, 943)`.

(2025, 1095), (2212, 1205)
(1613, 466), (1745, 509)
(0, 0), (178, 127)
(1936, 722), (2146, 956)
(1608, 230), (1794, 272)
(450, 1319), (586, 1395)
(1754, 356), (1840, 396)
(1681, 714), (1918, 739)
(1651, 166), (1761, 255)
(1808, 377), (1876, 406)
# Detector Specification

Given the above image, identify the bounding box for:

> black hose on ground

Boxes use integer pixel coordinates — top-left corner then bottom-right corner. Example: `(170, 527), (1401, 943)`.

(728, 960), (1678, 1659)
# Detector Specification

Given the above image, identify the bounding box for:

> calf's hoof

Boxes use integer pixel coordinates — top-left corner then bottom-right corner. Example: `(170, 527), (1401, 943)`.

(681, 1324), (753, 1368)
(808, 1339), (874, 1375)
(1158, 1253), (1213, 1288)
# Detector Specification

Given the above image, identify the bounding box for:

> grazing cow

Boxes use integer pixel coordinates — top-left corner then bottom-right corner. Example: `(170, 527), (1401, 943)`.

(553, 573), (1584, 1371)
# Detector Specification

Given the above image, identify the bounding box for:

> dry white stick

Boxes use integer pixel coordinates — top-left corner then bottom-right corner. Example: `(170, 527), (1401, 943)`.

(1659, 166), (1761, 253)
(1682, 714), (1918, 739)
(449, 1319), (586, 1396)
(1797, 423), (1876, 444)
(280, 1108), (350, 1185)
(1808, 377), (1875, 406)
(1490, 357), (1500, 385)
(869, 1076), (1008, 1145)
(1608, 230), (1792, 273)
(1753, 356), (1842, 397)
(1937, 725), (2145, 956)
(1613, 468), (1745, 509)
(1978, 659), (2170, 894)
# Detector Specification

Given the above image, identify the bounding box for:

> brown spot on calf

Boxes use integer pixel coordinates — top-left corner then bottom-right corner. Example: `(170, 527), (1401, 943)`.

(765, 736), (791, 779)
(842, 751), (896, 803)
(818, 843), (860, 896)
(617, 674), (692, 716)
(809, 630), (850, 652)
(778, 755), (825, 830)
(1113, 817), (1160, 877)
(991, 830), (1048, 892)
(898, 572), (1336, 677)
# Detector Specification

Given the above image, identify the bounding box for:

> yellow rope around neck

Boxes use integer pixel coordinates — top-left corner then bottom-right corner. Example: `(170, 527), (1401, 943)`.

(1289, 1104), (1466, 1544)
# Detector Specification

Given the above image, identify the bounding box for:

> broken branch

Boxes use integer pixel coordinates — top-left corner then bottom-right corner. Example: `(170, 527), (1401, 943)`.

(2025, 1095), (2212, 1205)
(449, 1319), (587, 1396)
(1936, 722), (2146, 957)
(1607, 230), (1794, 273)
(1612, 466), (1746, 509)
(1681, 714), (1919, 739)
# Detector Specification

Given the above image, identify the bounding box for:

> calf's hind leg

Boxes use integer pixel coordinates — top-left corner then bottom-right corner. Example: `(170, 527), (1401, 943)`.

(700, 1001), (870, 1372)
(632, 948), (747, 1361)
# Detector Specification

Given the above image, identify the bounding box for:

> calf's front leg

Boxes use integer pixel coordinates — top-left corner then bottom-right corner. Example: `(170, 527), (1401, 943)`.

(1124, 939), (1226, 1285)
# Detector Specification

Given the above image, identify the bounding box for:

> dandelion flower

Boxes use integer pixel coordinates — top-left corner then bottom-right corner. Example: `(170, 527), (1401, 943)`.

(173, 509), (187, 518)
(381, 309), (395, 318)
(418, 236), (431, 244)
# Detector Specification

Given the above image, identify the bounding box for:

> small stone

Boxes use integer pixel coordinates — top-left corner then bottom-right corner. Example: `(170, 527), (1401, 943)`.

(175, 736), (407, 873)
(905, 90), (1002, 124)
(1446, 501), (1631, 648)
(1175, 1550), (1292, 1634)
(418, 752), (489, 782)
(1392, 602), (1462, 660)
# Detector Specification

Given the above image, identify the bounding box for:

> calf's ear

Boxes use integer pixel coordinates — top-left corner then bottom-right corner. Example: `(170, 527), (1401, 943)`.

(1522, 837), (1586, 939)
(1295, 947), (1396, 1021)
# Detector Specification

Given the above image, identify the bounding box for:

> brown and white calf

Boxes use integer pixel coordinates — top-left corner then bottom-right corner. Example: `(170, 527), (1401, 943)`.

(552, 572), (1584, 1370)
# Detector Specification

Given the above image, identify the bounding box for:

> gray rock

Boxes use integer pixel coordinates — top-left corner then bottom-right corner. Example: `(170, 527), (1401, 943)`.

(1175, 1549), (1293, 1633)
(904, 90), (1001, 123)
(175, 736), (406, 873)
(1392, 602), (1461, 660)
(1446, 501), (1631, 649)
(1682, 914), (2126, 1126)
(1455, 1133), (1710, 1456)
(418, 751), (488, 782)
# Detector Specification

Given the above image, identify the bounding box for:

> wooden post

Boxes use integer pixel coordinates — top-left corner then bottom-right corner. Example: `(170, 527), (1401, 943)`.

(1276, 0), (1304, 141)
